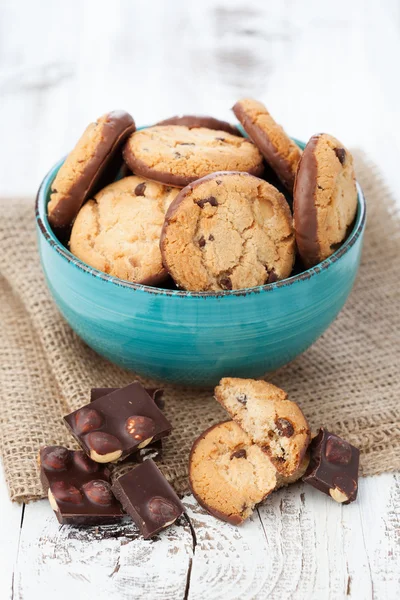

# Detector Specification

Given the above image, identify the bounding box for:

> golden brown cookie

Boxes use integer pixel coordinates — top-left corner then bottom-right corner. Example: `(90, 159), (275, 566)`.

(48, 111), (136, 231)
(189, 421), (278, 524)
(214, 378), (311, 476)
(123, 125), (263, 187)
(160, 171), (295, 292)
(70, 176), (179, 285)
(293, 133), (358, 268)
(156, 115), (242, 137)
(233, 98), (302, 191)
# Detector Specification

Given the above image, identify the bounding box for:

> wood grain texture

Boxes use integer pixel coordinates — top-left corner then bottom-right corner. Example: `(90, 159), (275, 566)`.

(0, 1), (399, 598)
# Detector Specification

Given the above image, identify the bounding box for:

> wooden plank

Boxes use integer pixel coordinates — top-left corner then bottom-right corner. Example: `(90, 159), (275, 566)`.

(13, 499), (193, 600)
(0, 467), (24, 600)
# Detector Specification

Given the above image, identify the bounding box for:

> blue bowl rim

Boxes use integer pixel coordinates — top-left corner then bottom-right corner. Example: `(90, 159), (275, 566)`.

(35, 138), (366, 299)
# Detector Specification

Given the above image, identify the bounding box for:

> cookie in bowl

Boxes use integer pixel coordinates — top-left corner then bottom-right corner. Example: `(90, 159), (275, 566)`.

(160, 171), (295, 291)
(70, 176), (179, 285)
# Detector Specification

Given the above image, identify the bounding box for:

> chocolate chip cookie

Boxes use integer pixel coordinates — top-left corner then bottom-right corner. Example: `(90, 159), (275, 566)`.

(70, 176), (179, 285)
(189, 421), (278, 524)
(48, 110), (136, 231)
(160, 171), (295, 291)
(233, 98), (302, 191)
(293, 133), (358, 268)
(214, 378), (311, 476)
(156, 114), (242, 137)
(123, 125), (263, 187)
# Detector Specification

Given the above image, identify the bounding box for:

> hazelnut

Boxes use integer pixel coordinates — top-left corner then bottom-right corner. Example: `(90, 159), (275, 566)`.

(49, 481), (83, 506)
(275, 418), (294, 438)
(85, 432), (123, 463)
(325, 436), (352, 465)
(41, 446), (71, 471)
(74, 408), (103, 435)
(329, 487), (349, 503)
(72, 450), (100, 473)
(82, 480), (113, 506)
(125, 416), (155, 445)
(147, 496), (181, 526)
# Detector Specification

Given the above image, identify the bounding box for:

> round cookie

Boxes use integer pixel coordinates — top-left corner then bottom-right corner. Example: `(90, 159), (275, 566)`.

(70, 176), (179, 285)
(156, 115), (242, 137)
(233, 98), (302, 191)
(293, 133), (358, 268)
(189, 421), (278, 524)
(48, 110), (136, 231)
(123, 125), (263, 187)
(160, 171), (295, 292)
(214, 378), (311, 476)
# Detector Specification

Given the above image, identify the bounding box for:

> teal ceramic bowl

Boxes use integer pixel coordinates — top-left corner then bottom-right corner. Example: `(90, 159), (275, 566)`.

(36, 138), (366, 386)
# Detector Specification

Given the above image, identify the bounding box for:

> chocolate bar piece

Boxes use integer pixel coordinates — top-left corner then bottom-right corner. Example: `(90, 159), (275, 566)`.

(90, 386), (164, 463)
(39, 446), (125, 525)
(112, 460), (185, 538)
(90, 386), (165, 410)
(64, 382), (171, 463)
(302, 428), (359, 504)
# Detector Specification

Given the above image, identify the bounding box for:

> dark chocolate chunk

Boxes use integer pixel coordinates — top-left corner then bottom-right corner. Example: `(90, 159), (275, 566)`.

(302, 428), (359, 504)
(90, 386), (165, 410)
(198, 236), (206, 248)
(334, 147), (346, 165)
(231, 449), (247, 460)
(196, 196), (218, 208)
(135, 182), (146, 196)
(65, 382), (171, 463)
(208, 234), (215, 241)
(39, 446), (125, 525)
(267, 269), (278, 284)
(275, 418), (294, 438)
(112, 460), (185, 538)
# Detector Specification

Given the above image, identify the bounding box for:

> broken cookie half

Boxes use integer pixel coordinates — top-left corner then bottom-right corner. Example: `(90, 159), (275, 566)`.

(214, 378), (311, 476)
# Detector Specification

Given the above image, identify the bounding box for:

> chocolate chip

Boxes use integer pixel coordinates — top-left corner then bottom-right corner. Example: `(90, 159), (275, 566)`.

(334, 147), (346, 165)
(275, 418), (294, 437)
(325, 435), (352, 465)
(215, 137), (226, 142)
(147, 496), (181, 525)
(219, 276), (232, 290)
(198, 236), (206, 248)
(267, 269), (278, 283)
(230, 449), (247, 460)
(236, 393), (247, 404)
(209, 234), (215, 241)
(196, 196), (218, 208)
(135, 183), (146, 196)
(174, 152), (182, 159)
(216, 180), (222, 185)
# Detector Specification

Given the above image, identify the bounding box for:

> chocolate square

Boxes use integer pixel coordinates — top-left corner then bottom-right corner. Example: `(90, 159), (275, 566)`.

(64, 382), (171, 463)
(39, 446), (125, 525)
(112, 460), (185, 538)
(302, 428), (359, 504)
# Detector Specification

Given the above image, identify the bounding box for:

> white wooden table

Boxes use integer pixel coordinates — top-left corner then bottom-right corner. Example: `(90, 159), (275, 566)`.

(0, 2), (399, 598)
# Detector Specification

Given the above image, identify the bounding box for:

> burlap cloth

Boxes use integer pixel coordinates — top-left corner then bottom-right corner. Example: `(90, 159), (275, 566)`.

(0, 152), (399, 503)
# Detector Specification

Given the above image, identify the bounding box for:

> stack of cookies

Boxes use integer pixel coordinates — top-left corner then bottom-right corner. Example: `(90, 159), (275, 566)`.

(47, 100), (358, 291)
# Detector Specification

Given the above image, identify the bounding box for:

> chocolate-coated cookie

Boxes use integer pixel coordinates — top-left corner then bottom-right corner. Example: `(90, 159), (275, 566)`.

(48, 110), (136, 231)
(123, 125), (263, 187)
(214, 378), (311, 476)
(293, 133), (358, 268)
(160, 171), (295, 291)
(189, 421), (278, 524)
(233, 98), (302, 191)
(156, 115), (242, 137)
(70, 176), (179, 285)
